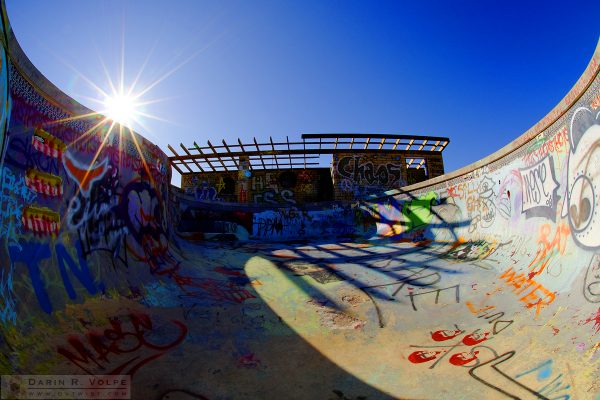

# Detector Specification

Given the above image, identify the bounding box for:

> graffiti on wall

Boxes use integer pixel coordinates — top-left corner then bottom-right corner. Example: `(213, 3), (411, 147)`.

(363, 191), (441, 238)
(496, 170), (522, 221)
(192, 182), (222, 202)
(513, 359), (573, 400)
(563, 107), (600, 250)
(181, 169), (329, 204)
(122, 180), (171, 272)
(523, 126), (569, 167)
(8, 240), (100, 314)
(253, 188), (296, 205)
(337, 156), (403, 187)
(401, 191), (438, 231)
(65, 157), (127, 258)
(57, 313), (187, 376)
(407, 326), (500, 369)
(447, 176), (497, 232)
(527, 223), (570, 279)
(0, 263), (16, 325)
(253, 206), (359, 239)
(4, 135), (60, 175)
(63, 151), (109, 196)
(519, 155), (560, 220)
(584, 254), (600, 303)
(335, 155), (404, 198)
(498, 267), (555, 316)
(0, 166), (37, 247)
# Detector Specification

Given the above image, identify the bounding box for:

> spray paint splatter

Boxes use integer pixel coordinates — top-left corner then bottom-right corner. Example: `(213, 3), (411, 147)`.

(583, 307), (600, 334)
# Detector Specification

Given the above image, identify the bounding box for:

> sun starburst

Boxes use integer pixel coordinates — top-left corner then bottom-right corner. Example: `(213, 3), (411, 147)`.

(39, 17), (224, 191)
(103, 92), (139, 128)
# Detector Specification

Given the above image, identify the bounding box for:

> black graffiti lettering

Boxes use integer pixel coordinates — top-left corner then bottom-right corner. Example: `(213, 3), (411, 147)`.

(469, 351), (551, 400)
(375, 163), (388, 184)
(392, 272), (441, 296)
(337, 156), (403, 187)
(537, 375), (570, 399)
(361, 289), (386, 328)
(583, 254), (600, 303)
(387, 164), (402, 184)
(338, 156), (353, 180)
(524, 161), (550, 206)
(67, 165), (127, 258)
(254, 217), (284, 237)
(354, 157), (367, 182)
(360, 266), (438, 298)
(478, 311), (504, 323)
(491, 320), (513, 335)
(406, 284), (460, 311)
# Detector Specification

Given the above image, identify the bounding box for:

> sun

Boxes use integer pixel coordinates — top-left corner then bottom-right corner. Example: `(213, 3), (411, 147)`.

(103, 92), (138, 127)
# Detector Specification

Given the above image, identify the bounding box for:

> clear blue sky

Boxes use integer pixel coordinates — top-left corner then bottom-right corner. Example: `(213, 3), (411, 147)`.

(5, 0), (600, 187)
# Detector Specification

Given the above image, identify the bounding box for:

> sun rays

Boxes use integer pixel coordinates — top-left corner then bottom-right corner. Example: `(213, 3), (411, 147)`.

(38, 73), (160, 202)
(103, 92), (139, 128)
(36, 35), (190, 196)
(30, 6), (229, 197)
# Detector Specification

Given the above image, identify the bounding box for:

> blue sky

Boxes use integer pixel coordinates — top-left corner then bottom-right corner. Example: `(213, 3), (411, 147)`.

(5, 0), (600, 187)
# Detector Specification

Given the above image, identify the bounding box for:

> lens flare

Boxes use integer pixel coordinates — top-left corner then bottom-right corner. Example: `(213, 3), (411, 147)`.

(103, 93), (138, 127)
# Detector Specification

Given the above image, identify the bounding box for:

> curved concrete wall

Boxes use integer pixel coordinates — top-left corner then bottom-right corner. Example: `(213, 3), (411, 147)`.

(0, 2), (599, 399)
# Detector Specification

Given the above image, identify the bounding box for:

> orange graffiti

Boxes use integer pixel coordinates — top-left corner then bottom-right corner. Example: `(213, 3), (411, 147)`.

(447, 186), (460, 198)
(499, 267), (556, 316)
(591, 92), (600, 110)
(527, 223), (570, 278)
(466, 301), (495, 315)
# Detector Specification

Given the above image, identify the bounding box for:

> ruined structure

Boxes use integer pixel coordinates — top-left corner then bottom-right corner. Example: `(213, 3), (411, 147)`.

(168, 133), (448, 204)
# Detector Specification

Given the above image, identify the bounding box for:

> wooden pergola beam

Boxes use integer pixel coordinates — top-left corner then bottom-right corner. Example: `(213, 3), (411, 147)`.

(168, 144), (192, 173)
(253, 137), (266, 169)
(180, 143), (204, 172)
(222, 139), (240, 170)
(194, 141), (216, 172)
(169, 134), (450, 172)
(169, 148), (440, 162)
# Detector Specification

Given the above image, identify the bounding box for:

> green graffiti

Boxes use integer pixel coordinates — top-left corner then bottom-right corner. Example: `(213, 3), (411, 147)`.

(402, 191), (437, 231)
